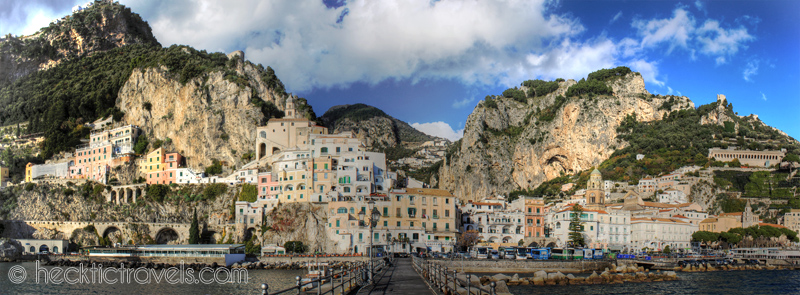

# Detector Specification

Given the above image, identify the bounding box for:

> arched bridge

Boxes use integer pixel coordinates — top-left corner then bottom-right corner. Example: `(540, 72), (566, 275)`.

(106, 184), (147, 204)
(2, 220), (197, 245)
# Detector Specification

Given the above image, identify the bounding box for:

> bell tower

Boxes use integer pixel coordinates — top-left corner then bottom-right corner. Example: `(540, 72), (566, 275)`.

(285, 95), (299, 119)
(585, 168), (605, 209)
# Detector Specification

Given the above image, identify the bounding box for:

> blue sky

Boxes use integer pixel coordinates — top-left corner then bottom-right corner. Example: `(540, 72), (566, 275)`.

(3, 0), (798, 141)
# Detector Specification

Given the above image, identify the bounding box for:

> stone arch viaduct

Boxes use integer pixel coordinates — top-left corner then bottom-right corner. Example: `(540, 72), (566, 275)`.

(105, 184), (147, 205)
(1, 220), (200, 245)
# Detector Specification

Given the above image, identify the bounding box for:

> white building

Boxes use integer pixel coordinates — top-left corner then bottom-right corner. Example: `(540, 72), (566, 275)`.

(630, 217), (697, 251)
(549, 205), (631, 250)
(657, 189), (687, 204)
(467, 210), (526, 245)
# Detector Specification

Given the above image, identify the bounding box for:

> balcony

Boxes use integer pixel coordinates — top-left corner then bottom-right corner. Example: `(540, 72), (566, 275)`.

(432, 215), (439, 219)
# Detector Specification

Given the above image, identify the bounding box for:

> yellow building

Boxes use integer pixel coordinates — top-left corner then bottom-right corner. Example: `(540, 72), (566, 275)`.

(140, 148), (165, 175)
(277, 168), (312, 203)
(25, 163), (34, 182)
(0, 166), (9, 183)
(784, 209), (800, 234)
(327, 188), (459, 254)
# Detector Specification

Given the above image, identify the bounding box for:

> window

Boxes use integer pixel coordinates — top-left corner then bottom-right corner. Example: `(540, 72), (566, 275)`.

(336, 220), (340, 227)
(383, 221), (388, 227)
(397, 221), (401, 227)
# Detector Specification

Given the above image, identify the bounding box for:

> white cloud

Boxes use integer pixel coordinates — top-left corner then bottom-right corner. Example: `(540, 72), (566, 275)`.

(743, 60), (759, 81)
(629, 59), (665, 87)
(610, 11), (623, 24)
(760, 92), (767, 101)
(452, 96), (475, 108)
(632, 7), (754, 63)
(696, 20), (754, 59)
(123, 0), (591, 92)
(411, 122), (464, 141)
(633, 8), (695, 52)
(694, 0), (704, 11)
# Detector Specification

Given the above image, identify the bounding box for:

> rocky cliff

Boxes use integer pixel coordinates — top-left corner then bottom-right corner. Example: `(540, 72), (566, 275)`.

(117, 52), (306, 173)
(438, 72), (695, 201)
(320, 104), (439, 150)
(0, 1), (158, 87)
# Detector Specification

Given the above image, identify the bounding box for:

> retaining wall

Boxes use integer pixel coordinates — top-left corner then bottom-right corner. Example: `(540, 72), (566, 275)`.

(430, 259), (612, 273)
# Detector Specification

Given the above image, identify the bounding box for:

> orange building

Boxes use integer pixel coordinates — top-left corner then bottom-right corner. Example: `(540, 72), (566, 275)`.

(141, 147), (184, 185)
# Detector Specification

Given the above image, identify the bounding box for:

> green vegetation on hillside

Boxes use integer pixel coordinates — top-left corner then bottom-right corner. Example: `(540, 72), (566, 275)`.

(502, 88), (526, 103)
(320, 104), (436, 143)
(713, 171), (793, 199)
(522, 79), (560, 98)
(565, 67), (632, 97)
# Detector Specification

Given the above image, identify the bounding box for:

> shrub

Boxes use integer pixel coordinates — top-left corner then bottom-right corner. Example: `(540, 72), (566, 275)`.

(502, 88), (527, 103)
(239, 184), (258, 202)
(146, 184), (170, 202)
(202, 183), (228, 201)
(24, 183), (34, 191)
(483, 96), (498, 109)
(205, 159), (223, 176)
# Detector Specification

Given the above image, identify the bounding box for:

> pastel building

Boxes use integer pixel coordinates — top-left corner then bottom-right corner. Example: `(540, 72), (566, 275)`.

(254, 96), (326, 161)
(326, 188), (458, 254)
(630, 217), (696, 251)
(69, 125), (140, 183)
(140, 147), (184, 185)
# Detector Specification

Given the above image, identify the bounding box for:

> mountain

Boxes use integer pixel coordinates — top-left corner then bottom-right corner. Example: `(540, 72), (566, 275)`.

(320, 104), (441, 158)
(0, 1), (159, 87)
(0, 2), (312, 175)
(437, 67), (800, 201)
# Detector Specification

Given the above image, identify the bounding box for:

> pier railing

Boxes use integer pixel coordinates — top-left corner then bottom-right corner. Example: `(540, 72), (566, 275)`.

(412, 256), (495, 295)
(261, 258), (386, 295)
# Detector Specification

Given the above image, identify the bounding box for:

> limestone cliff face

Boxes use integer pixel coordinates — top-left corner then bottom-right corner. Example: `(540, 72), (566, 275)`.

(262, 203), (335, 253)
(117, 59), (290, 172)
(0, 1), (158, 86)
(439, 73), (695, 201)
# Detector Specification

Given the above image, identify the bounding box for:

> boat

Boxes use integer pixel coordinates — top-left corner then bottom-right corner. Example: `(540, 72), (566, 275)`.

(301, 262), (330, 290)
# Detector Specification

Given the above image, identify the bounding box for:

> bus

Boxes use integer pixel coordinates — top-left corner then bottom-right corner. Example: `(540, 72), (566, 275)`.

(581, 248), (594, 260)
(593, 249), (605, 259)
(551, 248), (573, 260)
(473, 247), (490, 259)
(571, 248), (583, 260)
(516, 247), (529, 260)
(530, 248), (550, 260)
(503, 247), (516, 259)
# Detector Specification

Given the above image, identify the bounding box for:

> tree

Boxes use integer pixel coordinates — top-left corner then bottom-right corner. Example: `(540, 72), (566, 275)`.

(188, 208), (200, 244)
(785, 153), (800, 163)
(143, 102), (152, 112)
(662, 245), (671, 254)
(691, 231), (719, 243)
(245, 234), (261, 255)
(205, 159), (223, 176)
(284, 241), (307, 254)
(568, 204), (585, 247)
(457, 230), (480, 251)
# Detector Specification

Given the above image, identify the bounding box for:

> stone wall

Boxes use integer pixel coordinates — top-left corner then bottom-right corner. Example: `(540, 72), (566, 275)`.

(430, 259), (611, 273)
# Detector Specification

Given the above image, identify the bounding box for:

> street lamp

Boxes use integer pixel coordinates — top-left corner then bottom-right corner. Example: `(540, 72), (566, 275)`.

(360, 200), (381, 284)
